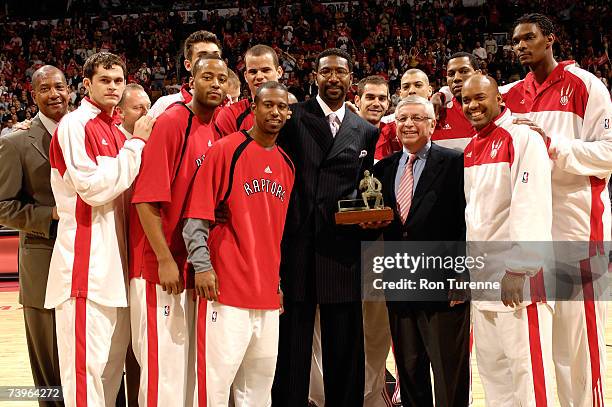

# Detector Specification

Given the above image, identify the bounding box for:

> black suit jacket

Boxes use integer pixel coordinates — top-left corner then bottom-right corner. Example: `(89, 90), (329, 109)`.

(278, 97), (379, 303)
(372, 143), (466, 309)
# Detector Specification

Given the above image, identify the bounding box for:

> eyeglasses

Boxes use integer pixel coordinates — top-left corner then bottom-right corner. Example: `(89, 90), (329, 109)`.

(397, 114), (432, 123)
(317, 68), (351, 79)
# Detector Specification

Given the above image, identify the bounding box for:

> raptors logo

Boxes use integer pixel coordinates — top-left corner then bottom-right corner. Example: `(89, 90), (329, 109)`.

(243, 178), (287, 202)
(490, 139), (503, 159)
(560, 85), (573, 106)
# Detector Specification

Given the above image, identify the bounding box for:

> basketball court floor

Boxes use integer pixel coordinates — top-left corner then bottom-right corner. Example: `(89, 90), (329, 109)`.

(0, 288), (610, 406)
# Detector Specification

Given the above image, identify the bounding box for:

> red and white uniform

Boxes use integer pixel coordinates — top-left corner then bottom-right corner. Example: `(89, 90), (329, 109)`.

(464, 107), (555, 407)
(374, 121), (400, 161)
(184, 130), (294, 406)
(214, 98), (254, 137)
(47, 97), (145, 406)
(128, 103), (218, 407)
(432, 95), (476, 152)
(501, 60), (612, 407)
(148, 85), (192, 119)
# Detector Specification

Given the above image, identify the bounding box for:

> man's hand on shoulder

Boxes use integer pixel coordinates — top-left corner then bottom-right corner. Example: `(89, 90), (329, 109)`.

(12, 119), (32, 132)
(431, 92), (446, 122)
(345, 101), (358, 114)
(133, 115), (156, 142)
(513, 117), (558, 159)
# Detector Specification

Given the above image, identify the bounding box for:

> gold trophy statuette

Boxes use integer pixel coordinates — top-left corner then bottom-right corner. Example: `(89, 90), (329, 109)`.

(335, 170), (394, 225)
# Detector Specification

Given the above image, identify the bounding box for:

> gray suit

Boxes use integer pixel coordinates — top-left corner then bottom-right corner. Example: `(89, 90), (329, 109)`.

(0, 115), (62, 406)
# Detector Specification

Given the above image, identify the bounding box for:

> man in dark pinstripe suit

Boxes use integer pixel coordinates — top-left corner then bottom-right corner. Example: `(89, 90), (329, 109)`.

(272, 48), (380, 407)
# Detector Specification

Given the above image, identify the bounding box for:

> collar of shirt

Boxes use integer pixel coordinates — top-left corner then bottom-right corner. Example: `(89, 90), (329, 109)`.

(402, 140), (431, 162)
(38, 112), (59, 135)
(316, 94), (346, 123)
(395, 140), (431, 197)
(116, 124), (132, 139)
(475, 107), (512, 139)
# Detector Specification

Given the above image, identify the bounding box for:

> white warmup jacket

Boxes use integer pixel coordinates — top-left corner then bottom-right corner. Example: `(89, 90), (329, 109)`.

(45, 97), (145, 308)
(464, 107), (553, 312)
(501, 61), (612, 258)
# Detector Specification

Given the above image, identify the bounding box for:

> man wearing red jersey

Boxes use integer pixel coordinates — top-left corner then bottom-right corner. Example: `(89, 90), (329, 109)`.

(128, 55), (228, 407)
(148, 30), (222, 119)
(431, 52), (480, 152)
(377, 69), (433, 161)
(215, 44), (283, 137)
(502, 13), (612, 407)
(183, 81), (294, 406)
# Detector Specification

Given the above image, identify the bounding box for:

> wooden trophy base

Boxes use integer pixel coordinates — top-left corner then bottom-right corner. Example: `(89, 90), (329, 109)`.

(335, 207), (394, 225)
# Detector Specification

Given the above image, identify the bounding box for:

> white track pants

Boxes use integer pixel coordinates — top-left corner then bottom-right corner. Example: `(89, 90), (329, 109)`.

(129, 278), (195, 407)
(56, 298), (130, 407)
(474, 303), (554, 407)
(195, 300), (279, 407)
(553, 256), (608, 407)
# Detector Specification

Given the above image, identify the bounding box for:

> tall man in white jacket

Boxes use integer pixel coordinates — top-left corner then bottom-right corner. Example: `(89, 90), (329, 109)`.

(501, 13), (612, 406)
(46, 52), (155, 407)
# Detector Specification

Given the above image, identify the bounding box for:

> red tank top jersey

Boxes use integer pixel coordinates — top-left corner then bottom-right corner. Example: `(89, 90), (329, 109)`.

(129, 103), (218, 285)
(374, 121), (400, 160)
(214, 99), (254, 137)
(184, 130), (295, 309)
(432, 98), (476, 151)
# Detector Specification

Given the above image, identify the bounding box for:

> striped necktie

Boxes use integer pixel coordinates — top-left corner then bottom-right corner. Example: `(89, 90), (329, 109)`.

(328, 113), (339, 137)
(397, 154), (418, 223)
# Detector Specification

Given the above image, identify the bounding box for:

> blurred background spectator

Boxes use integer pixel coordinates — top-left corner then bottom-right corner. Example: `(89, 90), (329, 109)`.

(0, 0), (610, 131)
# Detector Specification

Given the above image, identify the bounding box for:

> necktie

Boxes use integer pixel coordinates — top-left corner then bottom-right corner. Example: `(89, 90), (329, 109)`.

(397, 154), (418, 223)
(328, 113), (339, 138)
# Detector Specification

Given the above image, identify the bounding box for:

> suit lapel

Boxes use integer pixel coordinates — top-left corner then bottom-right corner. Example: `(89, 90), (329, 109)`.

(28, 116), (50, 162)
(302, 98), (334, 153)
(409, 144), (444, 216)
(326, 110), (360, 161)
(385, 152), (402, 211)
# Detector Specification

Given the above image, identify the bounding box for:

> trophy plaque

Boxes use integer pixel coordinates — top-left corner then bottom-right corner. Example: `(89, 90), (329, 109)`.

(335, 170), (394, 225)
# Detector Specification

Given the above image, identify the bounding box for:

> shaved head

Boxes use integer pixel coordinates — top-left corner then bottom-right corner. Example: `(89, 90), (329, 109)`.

(463, 74), (499, 93)
(461, 74), (503, 130)
(400, 69), (432, 99)
(32, 65), (67, 91)
(402, 69), (429, 84)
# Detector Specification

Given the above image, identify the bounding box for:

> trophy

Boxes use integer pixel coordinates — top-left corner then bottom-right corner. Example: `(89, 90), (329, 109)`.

(335, 170), (394, 224)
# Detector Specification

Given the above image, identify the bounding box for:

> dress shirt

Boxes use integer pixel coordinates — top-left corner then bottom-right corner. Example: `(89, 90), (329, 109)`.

(316, 94), (346, 125)
(39, 112), (59, 136)
(394, 141), (431, 196)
